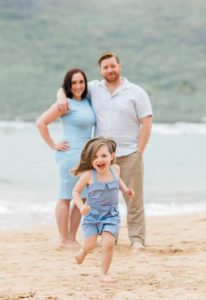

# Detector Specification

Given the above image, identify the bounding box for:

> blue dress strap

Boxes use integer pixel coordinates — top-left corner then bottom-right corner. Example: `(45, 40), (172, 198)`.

(109, 166), (117, 181)
(93, 168), (97, 183)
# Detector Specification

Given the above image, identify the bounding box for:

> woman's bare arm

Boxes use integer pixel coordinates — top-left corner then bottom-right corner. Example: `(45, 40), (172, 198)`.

(36, 103), (70, 151)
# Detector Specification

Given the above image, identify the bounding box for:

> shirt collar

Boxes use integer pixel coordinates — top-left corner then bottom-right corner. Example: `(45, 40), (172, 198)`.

(98, 77), (131, 91)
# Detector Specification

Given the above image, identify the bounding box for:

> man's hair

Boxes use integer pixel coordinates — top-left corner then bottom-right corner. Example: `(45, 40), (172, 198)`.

(98, 51), (120, 66)
(70, 137), (116, 176)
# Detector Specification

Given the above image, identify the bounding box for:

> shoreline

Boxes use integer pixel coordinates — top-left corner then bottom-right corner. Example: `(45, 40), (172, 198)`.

(1, 213), (206, 299)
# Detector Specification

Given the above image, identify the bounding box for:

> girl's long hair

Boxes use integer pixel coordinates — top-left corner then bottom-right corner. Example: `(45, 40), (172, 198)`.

(71, 137), (116, 176)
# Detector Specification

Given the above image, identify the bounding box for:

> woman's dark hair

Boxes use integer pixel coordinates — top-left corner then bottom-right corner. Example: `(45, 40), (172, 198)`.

(62, 68), (88, 99)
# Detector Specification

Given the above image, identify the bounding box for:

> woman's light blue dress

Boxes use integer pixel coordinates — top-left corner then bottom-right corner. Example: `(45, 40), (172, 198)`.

(55, 98), (95, 199)
(81, 166), (120, 237)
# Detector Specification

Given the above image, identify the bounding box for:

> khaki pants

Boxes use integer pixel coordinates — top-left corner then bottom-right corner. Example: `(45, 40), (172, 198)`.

(116, 151), (145, 245)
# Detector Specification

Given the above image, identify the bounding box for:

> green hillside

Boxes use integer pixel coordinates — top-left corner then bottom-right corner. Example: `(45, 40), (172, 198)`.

(0, 0), (206, 122)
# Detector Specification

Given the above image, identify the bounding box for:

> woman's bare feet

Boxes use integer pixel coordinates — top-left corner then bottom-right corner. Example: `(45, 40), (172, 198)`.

(75, 248), (87, 264)
(60, 239), (81, 248)
(100, 274), (115, 283)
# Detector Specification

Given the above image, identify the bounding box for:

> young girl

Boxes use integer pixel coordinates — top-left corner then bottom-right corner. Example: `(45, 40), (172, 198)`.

(71, 137), (135, 283)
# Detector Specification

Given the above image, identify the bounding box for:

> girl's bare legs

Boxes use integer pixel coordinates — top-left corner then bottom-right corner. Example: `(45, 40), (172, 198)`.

(55, 199), (81, 248)
(75, 234), (98, 264)
(100, 231), (115, 283)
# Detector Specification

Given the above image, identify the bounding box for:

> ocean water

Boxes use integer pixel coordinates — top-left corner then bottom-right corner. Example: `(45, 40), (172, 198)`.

(0, 121), (206, 228)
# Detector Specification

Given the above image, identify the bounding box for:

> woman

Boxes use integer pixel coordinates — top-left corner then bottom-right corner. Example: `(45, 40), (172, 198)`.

(36, 68), (95, 248)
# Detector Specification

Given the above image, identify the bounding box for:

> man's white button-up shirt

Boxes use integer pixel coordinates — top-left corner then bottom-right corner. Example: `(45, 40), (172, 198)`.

(88, 78), (152, 157)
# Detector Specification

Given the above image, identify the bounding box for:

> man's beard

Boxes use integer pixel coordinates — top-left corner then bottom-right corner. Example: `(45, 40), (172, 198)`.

(104, 72), (120, 83)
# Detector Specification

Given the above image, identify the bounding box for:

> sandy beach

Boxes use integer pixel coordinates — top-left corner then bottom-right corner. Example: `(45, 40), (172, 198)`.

(1, 213), (206, 300)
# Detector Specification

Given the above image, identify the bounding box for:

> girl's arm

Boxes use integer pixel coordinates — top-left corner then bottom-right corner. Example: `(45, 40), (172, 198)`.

(72, 171), (92, 216)
(119, 177), (135, 199)
(36, 103), (70, 151)
(112, 164), (135, 199)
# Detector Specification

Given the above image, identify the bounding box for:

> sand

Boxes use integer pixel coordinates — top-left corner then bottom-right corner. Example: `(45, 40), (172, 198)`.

(0, 213), (206, 300)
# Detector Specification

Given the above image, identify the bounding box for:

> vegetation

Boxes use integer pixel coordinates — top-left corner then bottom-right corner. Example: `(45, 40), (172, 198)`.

(0, 0), (206, 122)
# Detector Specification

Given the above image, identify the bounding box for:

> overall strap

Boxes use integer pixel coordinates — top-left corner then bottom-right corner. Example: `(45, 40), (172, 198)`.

(93, 168), (97, 182)
(109, 166), (117, 181)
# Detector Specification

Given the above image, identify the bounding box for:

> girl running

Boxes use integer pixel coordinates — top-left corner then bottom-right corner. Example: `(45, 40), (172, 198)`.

(71, 137), (135, 282)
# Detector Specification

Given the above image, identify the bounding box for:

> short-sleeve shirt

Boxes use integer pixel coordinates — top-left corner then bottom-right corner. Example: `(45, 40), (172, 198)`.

(88, 78), (152, 157)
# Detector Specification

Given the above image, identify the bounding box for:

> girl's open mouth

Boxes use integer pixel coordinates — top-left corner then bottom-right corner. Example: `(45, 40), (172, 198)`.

(97, 163), (106, 170)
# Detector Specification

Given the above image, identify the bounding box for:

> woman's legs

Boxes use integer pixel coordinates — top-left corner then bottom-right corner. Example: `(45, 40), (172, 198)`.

(55, 199), (70, 246)
(100, 231), (115, 282)
(75, 234), (98, 264)
(55, 199), (80, 247)
(68, 198), (86, 246)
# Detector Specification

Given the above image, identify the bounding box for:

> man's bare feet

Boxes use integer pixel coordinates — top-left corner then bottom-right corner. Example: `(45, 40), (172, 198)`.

(100, 274), (115, 283)
(60, 240), (81, 248)
(75, 248), (87, 264)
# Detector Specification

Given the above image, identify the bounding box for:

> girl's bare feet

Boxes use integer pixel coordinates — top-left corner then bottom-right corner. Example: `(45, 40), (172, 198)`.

(100, 274), (115, 283)
(75, 248), (87, 264)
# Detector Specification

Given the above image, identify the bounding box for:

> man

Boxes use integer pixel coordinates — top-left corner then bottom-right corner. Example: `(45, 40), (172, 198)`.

(57, 52), (152, 249)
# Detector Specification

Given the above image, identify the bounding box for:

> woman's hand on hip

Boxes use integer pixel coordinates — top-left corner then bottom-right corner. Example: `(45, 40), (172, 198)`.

(54, 141), (70, 151)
